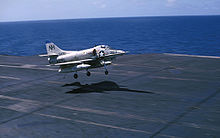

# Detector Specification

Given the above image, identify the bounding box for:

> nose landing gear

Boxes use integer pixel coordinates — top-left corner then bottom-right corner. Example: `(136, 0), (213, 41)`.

(104, 62), (108, 75)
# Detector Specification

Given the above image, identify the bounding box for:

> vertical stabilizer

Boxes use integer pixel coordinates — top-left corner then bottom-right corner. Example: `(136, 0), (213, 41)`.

(45, 40), (63, 55)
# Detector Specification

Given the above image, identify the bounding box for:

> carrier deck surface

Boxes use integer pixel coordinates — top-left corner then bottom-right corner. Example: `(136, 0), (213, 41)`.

(0, 54), (220, 137)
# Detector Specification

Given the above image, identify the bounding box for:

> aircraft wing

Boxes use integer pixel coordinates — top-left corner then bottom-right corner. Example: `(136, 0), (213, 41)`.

(39, 53), (59, 57)
(53, 58), (95, 66)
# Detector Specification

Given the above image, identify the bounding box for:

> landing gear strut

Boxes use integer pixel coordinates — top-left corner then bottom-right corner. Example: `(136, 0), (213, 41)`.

(74, 73), (78, 79)
(86, 71), (91, 76)
(104, 62), (108, 75)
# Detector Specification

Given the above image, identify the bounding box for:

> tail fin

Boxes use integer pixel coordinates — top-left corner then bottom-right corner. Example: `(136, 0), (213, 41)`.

(45, 40), (63, 56)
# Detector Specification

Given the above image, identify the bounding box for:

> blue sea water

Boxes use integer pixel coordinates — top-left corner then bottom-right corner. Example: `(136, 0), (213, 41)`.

(0, 16), (220, 56)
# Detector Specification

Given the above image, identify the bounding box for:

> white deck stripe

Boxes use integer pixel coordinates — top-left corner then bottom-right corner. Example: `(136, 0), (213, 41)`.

(0, 95), (164, 123)
(0, 98), (202, 137)
(0, 75), (20, 80)
(0, 104), (151, 134)
(36, 113), (151, 134)
(149, 76), (201, 82)
(0, 95), (41, 104)
(0, 64), (57, 71)
(57, 105), (149, 121)
(164, 53), (220, 59)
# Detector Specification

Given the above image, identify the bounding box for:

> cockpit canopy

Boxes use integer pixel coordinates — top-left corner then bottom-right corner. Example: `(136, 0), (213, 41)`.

(95, 45), (111, 49)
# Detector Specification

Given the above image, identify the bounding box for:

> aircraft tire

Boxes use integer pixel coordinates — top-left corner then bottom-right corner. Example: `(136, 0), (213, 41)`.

(74, 74), (78, 79)
(105, 71), (108, 75)
(87, 71), (91, 76)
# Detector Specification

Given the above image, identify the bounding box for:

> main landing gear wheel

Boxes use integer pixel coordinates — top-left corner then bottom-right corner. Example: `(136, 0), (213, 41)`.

(74, 74), (78, 79)
(86, 71), (91, 76)
(105, 70), (108, 75)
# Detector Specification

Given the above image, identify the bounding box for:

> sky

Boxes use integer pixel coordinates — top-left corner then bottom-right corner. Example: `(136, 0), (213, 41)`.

(0, 0), (220, 22)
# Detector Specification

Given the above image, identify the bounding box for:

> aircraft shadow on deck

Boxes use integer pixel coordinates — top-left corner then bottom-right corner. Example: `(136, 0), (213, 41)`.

(62, 81), (155, 94)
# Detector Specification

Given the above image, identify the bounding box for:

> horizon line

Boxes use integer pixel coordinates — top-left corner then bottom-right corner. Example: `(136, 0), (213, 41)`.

(0, 14), (220, 23)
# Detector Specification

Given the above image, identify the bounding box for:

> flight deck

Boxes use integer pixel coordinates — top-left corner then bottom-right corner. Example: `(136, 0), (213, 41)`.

(0, 54), (220, 137)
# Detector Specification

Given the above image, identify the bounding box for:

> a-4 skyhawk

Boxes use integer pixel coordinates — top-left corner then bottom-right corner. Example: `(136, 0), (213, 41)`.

(40, 41), (126, 79)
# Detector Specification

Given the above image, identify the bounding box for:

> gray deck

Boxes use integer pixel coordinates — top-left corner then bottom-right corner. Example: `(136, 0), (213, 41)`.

(0, 53), (220, 138)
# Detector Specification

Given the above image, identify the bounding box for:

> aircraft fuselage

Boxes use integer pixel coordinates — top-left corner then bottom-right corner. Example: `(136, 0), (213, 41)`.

(40, 41), (126, 78)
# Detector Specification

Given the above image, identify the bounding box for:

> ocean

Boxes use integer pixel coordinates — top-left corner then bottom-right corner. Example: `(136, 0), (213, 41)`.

(0, 16), (220, 56)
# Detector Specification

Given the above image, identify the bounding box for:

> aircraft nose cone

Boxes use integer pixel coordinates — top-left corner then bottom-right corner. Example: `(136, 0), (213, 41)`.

(118, 50), (126, 54)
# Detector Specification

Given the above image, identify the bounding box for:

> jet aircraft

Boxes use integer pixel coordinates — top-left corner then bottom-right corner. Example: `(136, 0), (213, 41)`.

(40, 41), (126, 79)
